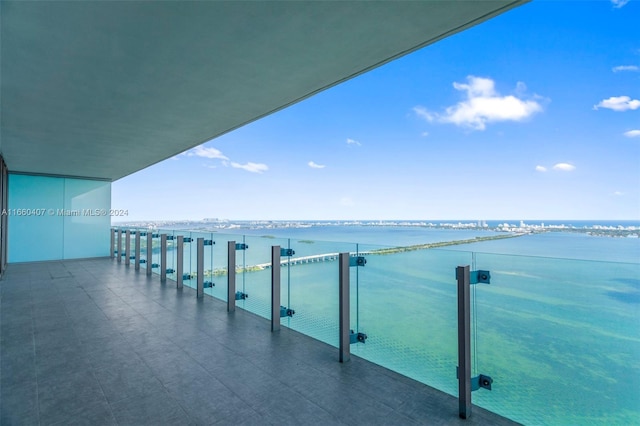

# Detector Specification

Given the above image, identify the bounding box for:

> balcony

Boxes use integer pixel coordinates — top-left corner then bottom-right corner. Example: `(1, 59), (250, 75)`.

(1, 255), (516, 425)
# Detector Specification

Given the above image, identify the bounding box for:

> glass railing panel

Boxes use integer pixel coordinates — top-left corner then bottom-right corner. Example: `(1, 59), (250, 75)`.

(471, 252), (640, 425)
(256, 237), (292, 324)
(203, 231), (252, 303)
(165, 230), (178, 282)
(351, 245), (473, 396)
(278, 238), (293, 324)
(119, 227), (128, 258)
(206, 232), (255, 303)
(128, 228), (136, 264)
(208, 232), (231, 302)
(172, 230), (193, 288)
(184, 231), (221, 294)
(119, 227), (128, 262)
(286, 239), (357, 347)
(233, 234), (272, 320)
(278, 238), (343, 343)
(125, 226), (135, 261)
(150, 230), (161, 276)
(138, 227), (148, 266)
(186, 231), (216, 293)
(197, 231), (218, 298)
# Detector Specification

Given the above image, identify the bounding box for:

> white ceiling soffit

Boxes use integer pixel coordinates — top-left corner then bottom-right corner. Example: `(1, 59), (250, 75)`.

(0, 1), (527, 181)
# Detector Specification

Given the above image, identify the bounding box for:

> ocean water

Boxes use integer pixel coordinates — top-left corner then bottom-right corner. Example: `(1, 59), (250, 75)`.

(146, 224), (640, 425)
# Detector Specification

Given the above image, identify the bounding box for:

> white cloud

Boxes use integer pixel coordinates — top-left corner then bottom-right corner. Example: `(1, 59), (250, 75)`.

(612, 65), (639, 72)
(611, 0), (630, 8)
(594, 96), (640, 111)
(308, 161), (326, 169)
(421, 131), (429, 137)
(535, 165), (547, 172)
(187, 146), (268, 174)
(187, 145), (229, 160)
(413, 106), (435, 122)
(415, 76), (543, 130)
(553, 163), (576, 172)
(346, 138), (361, 146)
(614, 191), (624, 196)
(230, 162), (268, 173)
(624, 129), (640, 138)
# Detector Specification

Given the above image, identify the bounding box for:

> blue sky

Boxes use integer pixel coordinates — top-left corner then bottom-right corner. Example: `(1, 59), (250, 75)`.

(113, 1), (640, 221)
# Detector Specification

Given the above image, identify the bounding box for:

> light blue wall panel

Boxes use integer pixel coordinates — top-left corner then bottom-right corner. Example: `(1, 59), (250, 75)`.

(7, 174), (111, 262)
(63, 179), (111, 259)
(8, 175), (64, 262)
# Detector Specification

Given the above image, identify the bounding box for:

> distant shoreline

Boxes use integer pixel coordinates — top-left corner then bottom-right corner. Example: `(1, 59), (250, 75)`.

(114, 219), (640, 238)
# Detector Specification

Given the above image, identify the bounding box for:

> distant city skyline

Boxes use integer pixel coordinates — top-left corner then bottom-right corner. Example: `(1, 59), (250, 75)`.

(112, 1), (640, 221)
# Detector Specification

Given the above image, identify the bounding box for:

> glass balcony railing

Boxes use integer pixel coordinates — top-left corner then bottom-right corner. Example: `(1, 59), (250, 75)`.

(285, 239), (356, 347)
(110, 226), (640, 425)
(470, 253), (639, 424)
(151, 231), (161, 276)
(138, 228), (147, 268)
(188, 231), (210, 293)
(349, 245), (472, 396)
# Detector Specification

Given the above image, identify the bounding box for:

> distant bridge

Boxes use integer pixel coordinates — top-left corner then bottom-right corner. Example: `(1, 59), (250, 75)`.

(254, 252), (370, 269)
(242, 233), (525, 272)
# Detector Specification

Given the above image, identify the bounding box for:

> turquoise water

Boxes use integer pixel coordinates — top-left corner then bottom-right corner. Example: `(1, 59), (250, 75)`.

(138, 225), (639, 425)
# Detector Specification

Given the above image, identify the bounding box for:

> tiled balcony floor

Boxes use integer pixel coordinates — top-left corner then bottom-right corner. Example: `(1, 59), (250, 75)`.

(1, 258), (518, 425)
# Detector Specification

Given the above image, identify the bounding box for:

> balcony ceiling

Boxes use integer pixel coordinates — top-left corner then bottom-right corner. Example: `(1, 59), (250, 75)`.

(0, 1), (526, 181)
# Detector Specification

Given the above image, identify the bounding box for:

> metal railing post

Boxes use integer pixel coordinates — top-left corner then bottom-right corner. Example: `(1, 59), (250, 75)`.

(271, 246), (281, 332)
(110, 229), (115, 259)
(117, 230), (123, 263)
(134, 231), (141, 270)
(160, 234), (167, 282)
(197, 238), (204, 298)
(457, 265), (472, 419)
(146, 232), (152, 276)
(339, 252), (350, 363)
(227, 241), (236, 312)
(177, 235), (184, 289)
(124, 230), (131, 266)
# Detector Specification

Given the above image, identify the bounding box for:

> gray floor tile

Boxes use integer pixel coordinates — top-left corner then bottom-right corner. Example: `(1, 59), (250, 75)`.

(205, 362), (276, 407)
(164, 375), (257, 425)
(252, 387), (341, 426)
(36, 351), (94, 382)
(1, 324), (34, 344)
(143, 351), (210, 386)
(110, 389), (193, 426)
(48, 400), (117, 426)
(81, 333), (132, 356)
(93, 361), (165, 404)
(86, 345), (142, 373)
(1, 349), (37, 387)
(0, 409), (40, 426)
(1, 311), (33, 327)
(37, 370), (108, 426)
(299, 380), (395, 425)
(72, 321), (118, 340)
(1, 334), (35, 358)
(0, 382), (39, 425)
